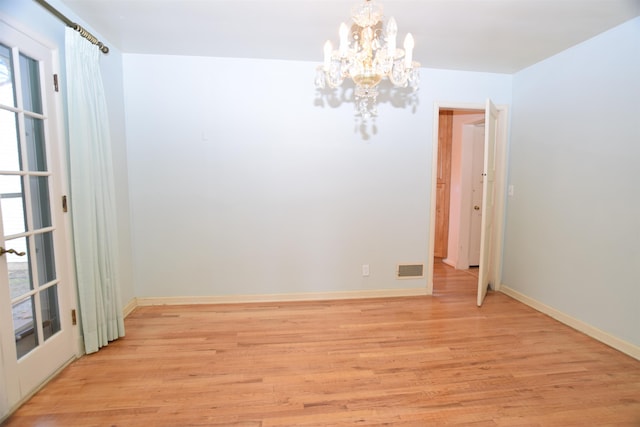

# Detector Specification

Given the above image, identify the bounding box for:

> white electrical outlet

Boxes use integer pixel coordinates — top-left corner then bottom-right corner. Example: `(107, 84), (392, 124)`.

(362, 264), (370, 277)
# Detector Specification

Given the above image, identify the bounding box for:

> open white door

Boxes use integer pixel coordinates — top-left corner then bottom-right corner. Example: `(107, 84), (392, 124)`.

(476, 99), (498, 306)
(1, 19), (76, 417)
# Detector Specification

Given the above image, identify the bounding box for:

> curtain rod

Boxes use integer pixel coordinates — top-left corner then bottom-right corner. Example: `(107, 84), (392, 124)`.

(33, 0), (109, 54)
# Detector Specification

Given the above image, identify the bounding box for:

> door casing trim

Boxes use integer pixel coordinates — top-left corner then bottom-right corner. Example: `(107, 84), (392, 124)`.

(427, 101), (509, 296)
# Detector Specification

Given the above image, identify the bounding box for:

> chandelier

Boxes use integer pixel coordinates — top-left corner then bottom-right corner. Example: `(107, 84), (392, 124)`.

(315, 0), (420, 120)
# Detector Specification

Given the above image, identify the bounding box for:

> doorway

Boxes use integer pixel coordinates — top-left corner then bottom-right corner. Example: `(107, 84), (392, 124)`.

(426, 101), (508, 305)
(434, 110), (486, 271)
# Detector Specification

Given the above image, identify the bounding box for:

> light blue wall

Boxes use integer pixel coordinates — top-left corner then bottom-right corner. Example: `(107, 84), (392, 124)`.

(123, 54), (511, 298)
(0, 0), (135, 309)
(504, 17), (640, 346)
(2, 0), (637, 359)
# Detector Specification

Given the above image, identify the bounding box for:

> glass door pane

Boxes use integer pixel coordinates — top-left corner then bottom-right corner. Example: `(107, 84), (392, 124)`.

(0, 109), (20, 171)
(0, 175), (26, 235)
(6, 237), (31, 300)
(24, 116), (47, 171)
(13, 296), (38, 359)
(0, 43), (15, 108)
(19, 52), (43, 114)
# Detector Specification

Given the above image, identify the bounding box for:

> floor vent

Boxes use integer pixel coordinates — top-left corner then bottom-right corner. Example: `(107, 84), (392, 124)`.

(397, 264), (424, 279)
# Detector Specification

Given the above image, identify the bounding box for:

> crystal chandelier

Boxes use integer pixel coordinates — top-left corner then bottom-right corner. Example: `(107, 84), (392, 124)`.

(315, 0), (420, 120)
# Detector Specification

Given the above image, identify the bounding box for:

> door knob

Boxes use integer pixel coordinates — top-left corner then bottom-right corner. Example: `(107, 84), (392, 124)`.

(0, 247), (26, 257)
(474, 205), (480, 211)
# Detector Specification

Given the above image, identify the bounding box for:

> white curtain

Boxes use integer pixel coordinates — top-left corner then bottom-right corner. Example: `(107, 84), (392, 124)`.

(65, 28), (125, 354)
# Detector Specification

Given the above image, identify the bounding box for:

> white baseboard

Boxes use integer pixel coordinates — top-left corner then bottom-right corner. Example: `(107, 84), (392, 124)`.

(500, 285), (640, 361)
(135, 287), (429, 307)
(122, 298), (138, 318)
(441, 258), (456, 268)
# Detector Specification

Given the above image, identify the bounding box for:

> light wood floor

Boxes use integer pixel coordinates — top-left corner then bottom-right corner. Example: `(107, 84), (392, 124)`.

(3, 261), (640, 426)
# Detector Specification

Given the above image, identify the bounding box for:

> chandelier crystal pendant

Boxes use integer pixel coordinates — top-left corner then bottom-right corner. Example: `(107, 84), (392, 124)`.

(315, 0), (420, 119)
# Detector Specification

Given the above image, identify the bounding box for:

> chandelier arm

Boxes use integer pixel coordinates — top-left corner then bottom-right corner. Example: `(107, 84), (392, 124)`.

(387, 59), (407, 87)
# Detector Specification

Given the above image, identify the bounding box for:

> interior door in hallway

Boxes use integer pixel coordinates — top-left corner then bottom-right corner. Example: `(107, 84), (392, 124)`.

(476, 99), (498, 306)
(468, 123), (485, 267)
(434, 110), (452, 258)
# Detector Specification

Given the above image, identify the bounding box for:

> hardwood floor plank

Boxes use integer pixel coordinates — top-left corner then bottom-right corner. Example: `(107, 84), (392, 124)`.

(3, 261), (639, 426)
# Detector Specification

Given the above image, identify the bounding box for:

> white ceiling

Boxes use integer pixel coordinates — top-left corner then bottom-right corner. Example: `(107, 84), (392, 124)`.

(59, 0), (640, 73)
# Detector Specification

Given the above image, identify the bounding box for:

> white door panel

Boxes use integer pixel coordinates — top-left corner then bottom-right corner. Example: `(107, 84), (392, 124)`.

(477, 99), (498, 306)
(468, 124), (484, 267)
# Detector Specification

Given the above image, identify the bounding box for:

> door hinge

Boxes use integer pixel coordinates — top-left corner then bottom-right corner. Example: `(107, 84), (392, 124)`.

(53, 74), (59, 92)
(71, 309), (77, 325)
(62, 195), (68, 212)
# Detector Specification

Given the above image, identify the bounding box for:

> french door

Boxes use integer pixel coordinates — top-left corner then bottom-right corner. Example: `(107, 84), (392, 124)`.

(0, 20), (75, 417)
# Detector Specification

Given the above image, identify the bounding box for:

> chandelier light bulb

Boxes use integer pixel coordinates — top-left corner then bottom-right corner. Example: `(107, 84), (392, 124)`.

(323, 40), (333, 71)
(404, 33), (414, 68)
(387, 17), (397, 58)
(339, 23), (349, 57)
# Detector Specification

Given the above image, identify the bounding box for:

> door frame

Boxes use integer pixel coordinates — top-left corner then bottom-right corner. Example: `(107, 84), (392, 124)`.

(426, 101), (509, 296)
